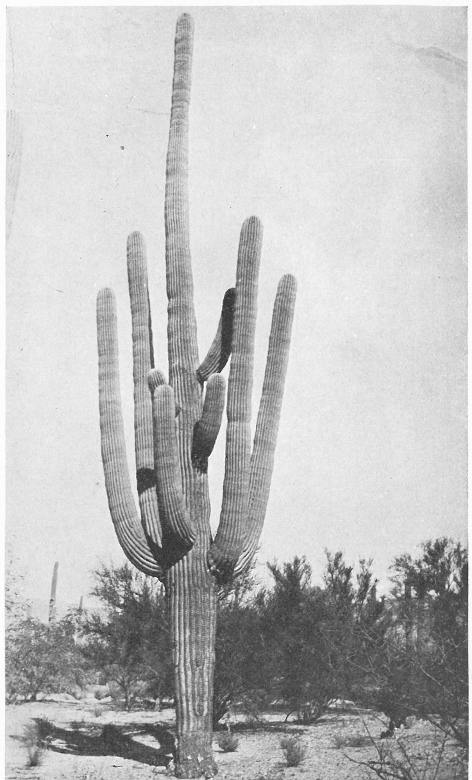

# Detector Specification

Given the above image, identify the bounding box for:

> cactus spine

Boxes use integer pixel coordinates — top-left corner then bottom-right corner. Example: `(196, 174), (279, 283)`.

(96, 14), (296, 778)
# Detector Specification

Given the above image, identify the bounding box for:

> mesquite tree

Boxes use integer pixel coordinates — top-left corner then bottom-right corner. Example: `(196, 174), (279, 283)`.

(96, 14), (296, 778)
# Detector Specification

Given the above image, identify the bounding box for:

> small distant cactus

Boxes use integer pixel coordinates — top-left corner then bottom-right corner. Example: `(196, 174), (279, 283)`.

(48, 561), (58, 624)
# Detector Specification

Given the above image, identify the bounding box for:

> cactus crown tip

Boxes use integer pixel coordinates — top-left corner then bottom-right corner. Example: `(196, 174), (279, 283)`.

(281, 273), (297, 290)
(97, 286), (113, 302)
(127, 230), (143, 245)
(245, 215), (262, 228)
(177, 12), (194, 30)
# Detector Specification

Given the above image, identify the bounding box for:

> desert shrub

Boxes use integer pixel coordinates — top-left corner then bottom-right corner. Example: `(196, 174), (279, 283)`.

(217, 730), (239, 752)
(360, 539), (468, 749)
(281, 736), (307, 767)
(6, 613), (85, 702)
(81, 564), (172, 712)
(22, 718), (54, 767)
(333, 731), (371, 749)
(213, 563), (268, 727)
(346, 726), (467, 780)
(35, 716), (55, 741)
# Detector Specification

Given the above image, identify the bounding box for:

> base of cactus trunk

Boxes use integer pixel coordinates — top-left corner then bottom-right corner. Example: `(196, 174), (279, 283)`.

(174, 731), (217, 778)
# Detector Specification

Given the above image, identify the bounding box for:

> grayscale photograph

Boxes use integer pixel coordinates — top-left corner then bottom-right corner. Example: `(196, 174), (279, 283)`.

(5, 5), (467, 779)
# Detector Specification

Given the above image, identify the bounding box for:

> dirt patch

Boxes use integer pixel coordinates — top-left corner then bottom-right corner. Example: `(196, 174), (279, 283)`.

(5, 702), (467, 779)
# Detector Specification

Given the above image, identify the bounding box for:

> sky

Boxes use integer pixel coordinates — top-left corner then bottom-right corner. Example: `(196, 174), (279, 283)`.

(6, 6), (467, 619)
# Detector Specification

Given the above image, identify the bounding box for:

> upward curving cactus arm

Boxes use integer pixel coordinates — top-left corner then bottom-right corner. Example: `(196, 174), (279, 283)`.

(197, 287), (236, 382)
(233, 274), (297, 578)
(127, 231), (162, 548)
(151, 383), (196, 562)
(192, 373), (226, 472)
(165, 13), (199, 386)
(96, 288), (162, 578)
(207, 216), (262, 579)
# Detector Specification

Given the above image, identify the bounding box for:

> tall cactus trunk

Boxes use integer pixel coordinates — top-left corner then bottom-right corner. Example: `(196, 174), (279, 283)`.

(96, 14), (296, 777)
(168, 557), (217, 776)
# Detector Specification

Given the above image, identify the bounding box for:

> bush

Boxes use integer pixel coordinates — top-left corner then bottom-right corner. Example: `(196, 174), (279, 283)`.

(81, 564), (173, 712)
(217, 730), (239, 752)
(281, 736), (307, 767)
(6, 614), (85, 702)
(22, 718), (54, 767)
(348, 730), (466, 779)
(34, 716), (55, 743)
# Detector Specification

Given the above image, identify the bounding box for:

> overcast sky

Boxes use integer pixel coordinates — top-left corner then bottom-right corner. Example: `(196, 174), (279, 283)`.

(6, 6), (467, 618)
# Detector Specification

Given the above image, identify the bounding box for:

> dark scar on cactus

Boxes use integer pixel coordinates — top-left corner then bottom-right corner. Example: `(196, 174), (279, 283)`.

(191, 421), (217, 473)
(136, 467), (157, 494)
(207, 550), (235, 584)
(161, 532), (193, 569)
(219, 288), (236, 372)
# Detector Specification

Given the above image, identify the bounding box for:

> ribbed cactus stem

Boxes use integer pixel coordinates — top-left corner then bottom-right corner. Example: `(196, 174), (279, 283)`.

(96, 288), (161, 578)
(127, 231), (162, 548)
(197, 288), (236, 382)
(192, 374), (226, 472)
(48, 561), (58, 624)
(208, 217), (262, 578)
(234, 274), (297, 577)
(152, 385), (196, 555)
(165, 13), (198, 385)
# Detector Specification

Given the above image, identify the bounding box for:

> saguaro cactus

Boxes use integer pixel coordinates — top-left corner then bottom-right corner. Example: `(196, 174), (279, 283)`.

(48, 561), (58, 625)
(96, 14), (296, 778)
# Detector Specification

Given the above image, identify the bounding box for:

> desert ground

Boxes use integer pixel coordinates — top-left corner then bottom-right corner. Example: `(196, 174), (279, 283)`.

(5, 697), (467, 780)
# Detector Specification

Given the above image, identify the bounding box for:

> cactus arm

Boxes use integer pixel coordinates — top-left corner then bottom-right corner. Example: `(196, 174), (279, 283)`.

(165, 13), (199, 387)
(127, 231), (162, 548)
(197, 288), (236, 382)
(97, 288), (162, 578)
(192, 373), (226, 472)
(233, 274), (297, 578)
(208, 217), (262, 578)
(151, 383), (196, 557)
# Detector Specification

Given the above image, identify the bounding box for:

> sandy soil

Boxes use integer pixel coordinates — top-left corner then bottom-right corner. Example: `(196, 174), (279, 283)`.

(5, 699), (467, 779)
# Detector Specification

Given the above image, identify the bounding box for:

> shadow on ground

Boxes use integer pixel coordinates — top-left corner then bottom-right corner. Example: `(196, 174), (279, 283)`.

(33, 719), (175, 767)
